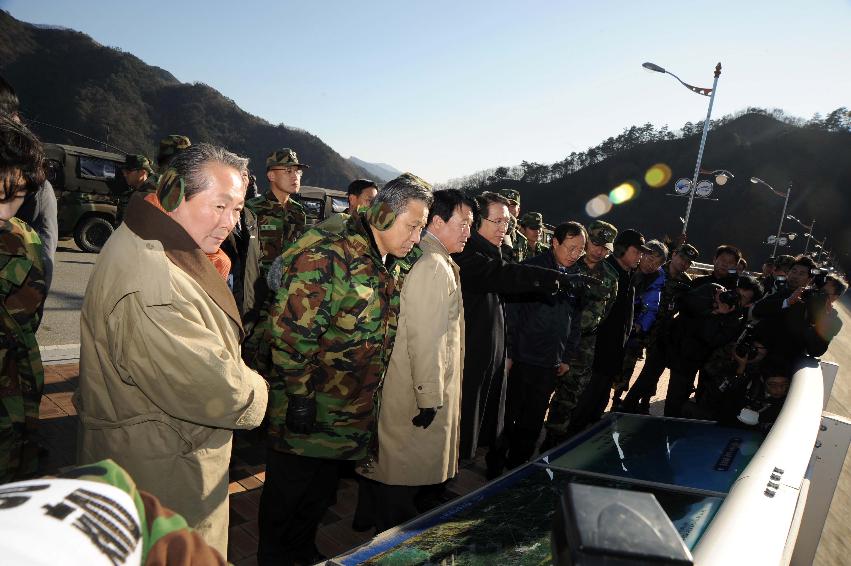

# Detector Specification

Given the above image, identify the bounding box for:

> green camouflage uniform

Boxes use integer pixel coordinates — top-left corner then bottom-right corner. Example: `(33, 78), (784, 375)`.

(503, 223), (529, 263)
(246, 148), (310, 280)
(116, 155), (156, 225)
(265, 211), (401, 460)
(245, 192), (307, 278)
(518, 211), (549, 259)
(0, 218), (47, 482)
(545, 221), (618, 443)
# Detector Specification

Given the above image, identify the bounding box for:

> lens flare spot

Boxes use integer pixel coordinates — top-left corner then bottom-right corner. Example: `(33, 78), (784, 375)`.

(645, 163), (672, 188)
(609, 182), (637, 205)
(585, 194), (613, 218)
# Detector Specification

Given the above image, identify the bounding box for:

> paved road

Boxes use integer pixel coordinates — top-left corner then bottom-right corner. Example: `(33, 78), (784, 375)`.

(36, 239), (95, 348)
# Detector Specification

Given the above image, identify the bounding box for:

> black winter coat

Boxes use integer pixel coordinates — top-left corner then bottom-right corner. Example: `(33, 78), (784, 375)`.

(451, 231), (561, 458)
(505, 250), (582, 368)
(667, 283), (744, 372)
(592, 256), (635, 376)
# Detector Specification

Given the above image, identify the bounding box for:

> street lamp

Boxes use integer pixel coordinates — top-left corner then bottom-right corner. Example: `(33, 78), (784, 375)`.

(671, 168), (734, 199)
(643, 61), (722, 234)
(750, 176), (792, 256)
(786, 214), (816, 253)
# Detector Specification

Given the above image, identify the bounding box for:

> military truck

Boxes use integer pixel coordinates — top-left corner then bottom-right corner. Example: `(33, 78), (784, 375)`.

(291, 185), (349, 225)
(43, 143), (128, 253)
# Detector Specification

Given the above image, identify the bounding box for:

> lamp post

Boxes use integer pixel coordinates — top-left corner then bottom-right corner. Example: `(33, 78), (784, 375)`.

(643, 61), (722, 235)
(750, 177), (791, 257)
(786, 214), (815, 253)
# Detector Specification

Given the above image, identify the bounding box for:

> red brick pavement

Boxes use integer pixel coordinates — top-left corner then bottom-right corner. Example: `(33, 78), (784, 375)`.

(38, 363), (490, 564)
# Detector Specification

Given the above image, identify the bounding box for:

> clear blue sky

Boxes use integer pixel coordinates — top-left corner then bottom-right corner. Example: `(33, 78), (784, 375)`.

(4, 0), (850, 182)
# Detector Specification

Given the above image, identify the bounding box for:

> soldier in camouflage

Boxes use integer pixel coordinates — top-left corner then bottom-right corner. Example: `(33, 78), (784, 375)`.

(519, 211), (549, 258)
(620, 243), (699, 414)
(240, 149), (310, 355)
(116, 135), (192, 225)
(115, 154), (155, 225)
(256, 173), (433, 566)
(498, 189), (528, 262)
(0, 115), (48, 483)
(245, 149), (308, 307)
(543, 220), (618, 448)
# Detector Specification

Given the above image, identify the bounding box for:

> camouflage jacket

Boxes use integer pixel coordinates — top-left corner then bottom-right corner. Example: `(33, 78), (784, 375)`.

(0, 218), (46, 482)
(502, 227), (528, 263)
(526, 239), (549, 259)
(266, 212), (401, 460)
(576, 257), (619, 335)
(116, 174), (158, 225)
(246, 191), (307, 278)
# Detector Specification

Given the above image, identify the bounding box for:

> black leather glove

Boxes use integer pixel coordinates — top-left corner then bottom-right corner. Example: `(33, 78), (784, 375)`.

(285, 395), (316, 434)
(558, 272), (601, 293)
(411, 408), (437, 429)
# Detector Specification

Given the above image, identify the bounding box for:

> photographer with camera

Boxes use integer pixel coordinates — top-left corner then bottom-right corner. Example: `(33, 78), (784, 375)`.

(663, 271), (760, 417)
(691, 244), (742, 289)
(619, 244), (699, 414)
(751, 256), (843, 366)
(723, 358), (792, 432)
(682, 322), (770, 421)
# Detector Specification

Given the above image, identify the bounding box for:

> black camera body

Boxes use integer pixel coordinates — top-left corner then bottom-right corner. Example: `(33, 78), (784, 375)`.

(771, 275), (787, 295)
(735, 323), (761, 361)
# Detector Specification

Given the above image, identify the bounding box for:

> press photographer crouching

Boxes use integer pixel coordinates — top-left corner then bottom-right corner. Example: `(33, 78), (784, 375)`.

(663, 274), (762, 418)
(682, 321), (771, 422)
(751, 255), (845, 367)
(687, 353), (792, 432)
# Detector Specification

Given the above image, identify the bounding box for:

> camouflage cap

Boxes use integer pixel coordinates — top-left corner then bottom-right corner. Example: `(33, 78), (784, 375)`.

(587, 220), (618, 251)
(158, 135), (191, 161)
(123, 154), (154, 174)
(499, 189), (520, 205)
(675, 243), (699, 261)
(519, 211), (543, 229)
(645, 239), (669, 259)
(266, 148), (309, 170)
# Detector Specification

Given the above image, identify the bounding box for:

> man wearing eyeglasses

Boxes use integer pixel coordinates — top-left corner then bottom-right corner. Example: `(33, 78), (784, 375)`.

(241, 149), (310, 342)
(451, 192), (596, 466)
(544, 220), (619, 448)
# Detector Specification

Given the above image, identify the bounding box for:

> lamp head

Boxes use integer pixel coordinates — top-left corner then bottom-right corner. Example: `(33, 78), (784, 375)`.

(642, 62), (666, 73)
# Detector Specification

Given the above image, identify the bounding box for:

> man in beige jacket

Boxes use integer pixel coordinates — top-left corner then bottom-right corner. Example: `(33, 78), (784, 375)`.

(75, 144), (268, 557)
(357, 189), (475, 532)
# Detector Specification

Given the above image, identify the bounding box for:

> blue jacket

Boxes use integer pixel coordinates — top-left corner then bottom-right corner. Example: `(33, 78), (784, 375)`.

(506, 250), (582, 368)
(634, 268), (665, 333)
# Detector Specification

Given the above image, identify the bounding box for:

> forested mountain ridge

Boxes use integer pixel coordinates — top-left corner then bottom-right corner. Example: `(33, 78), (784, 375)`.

(0, 10), (370, 189)
(442, 109), (851, 272)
